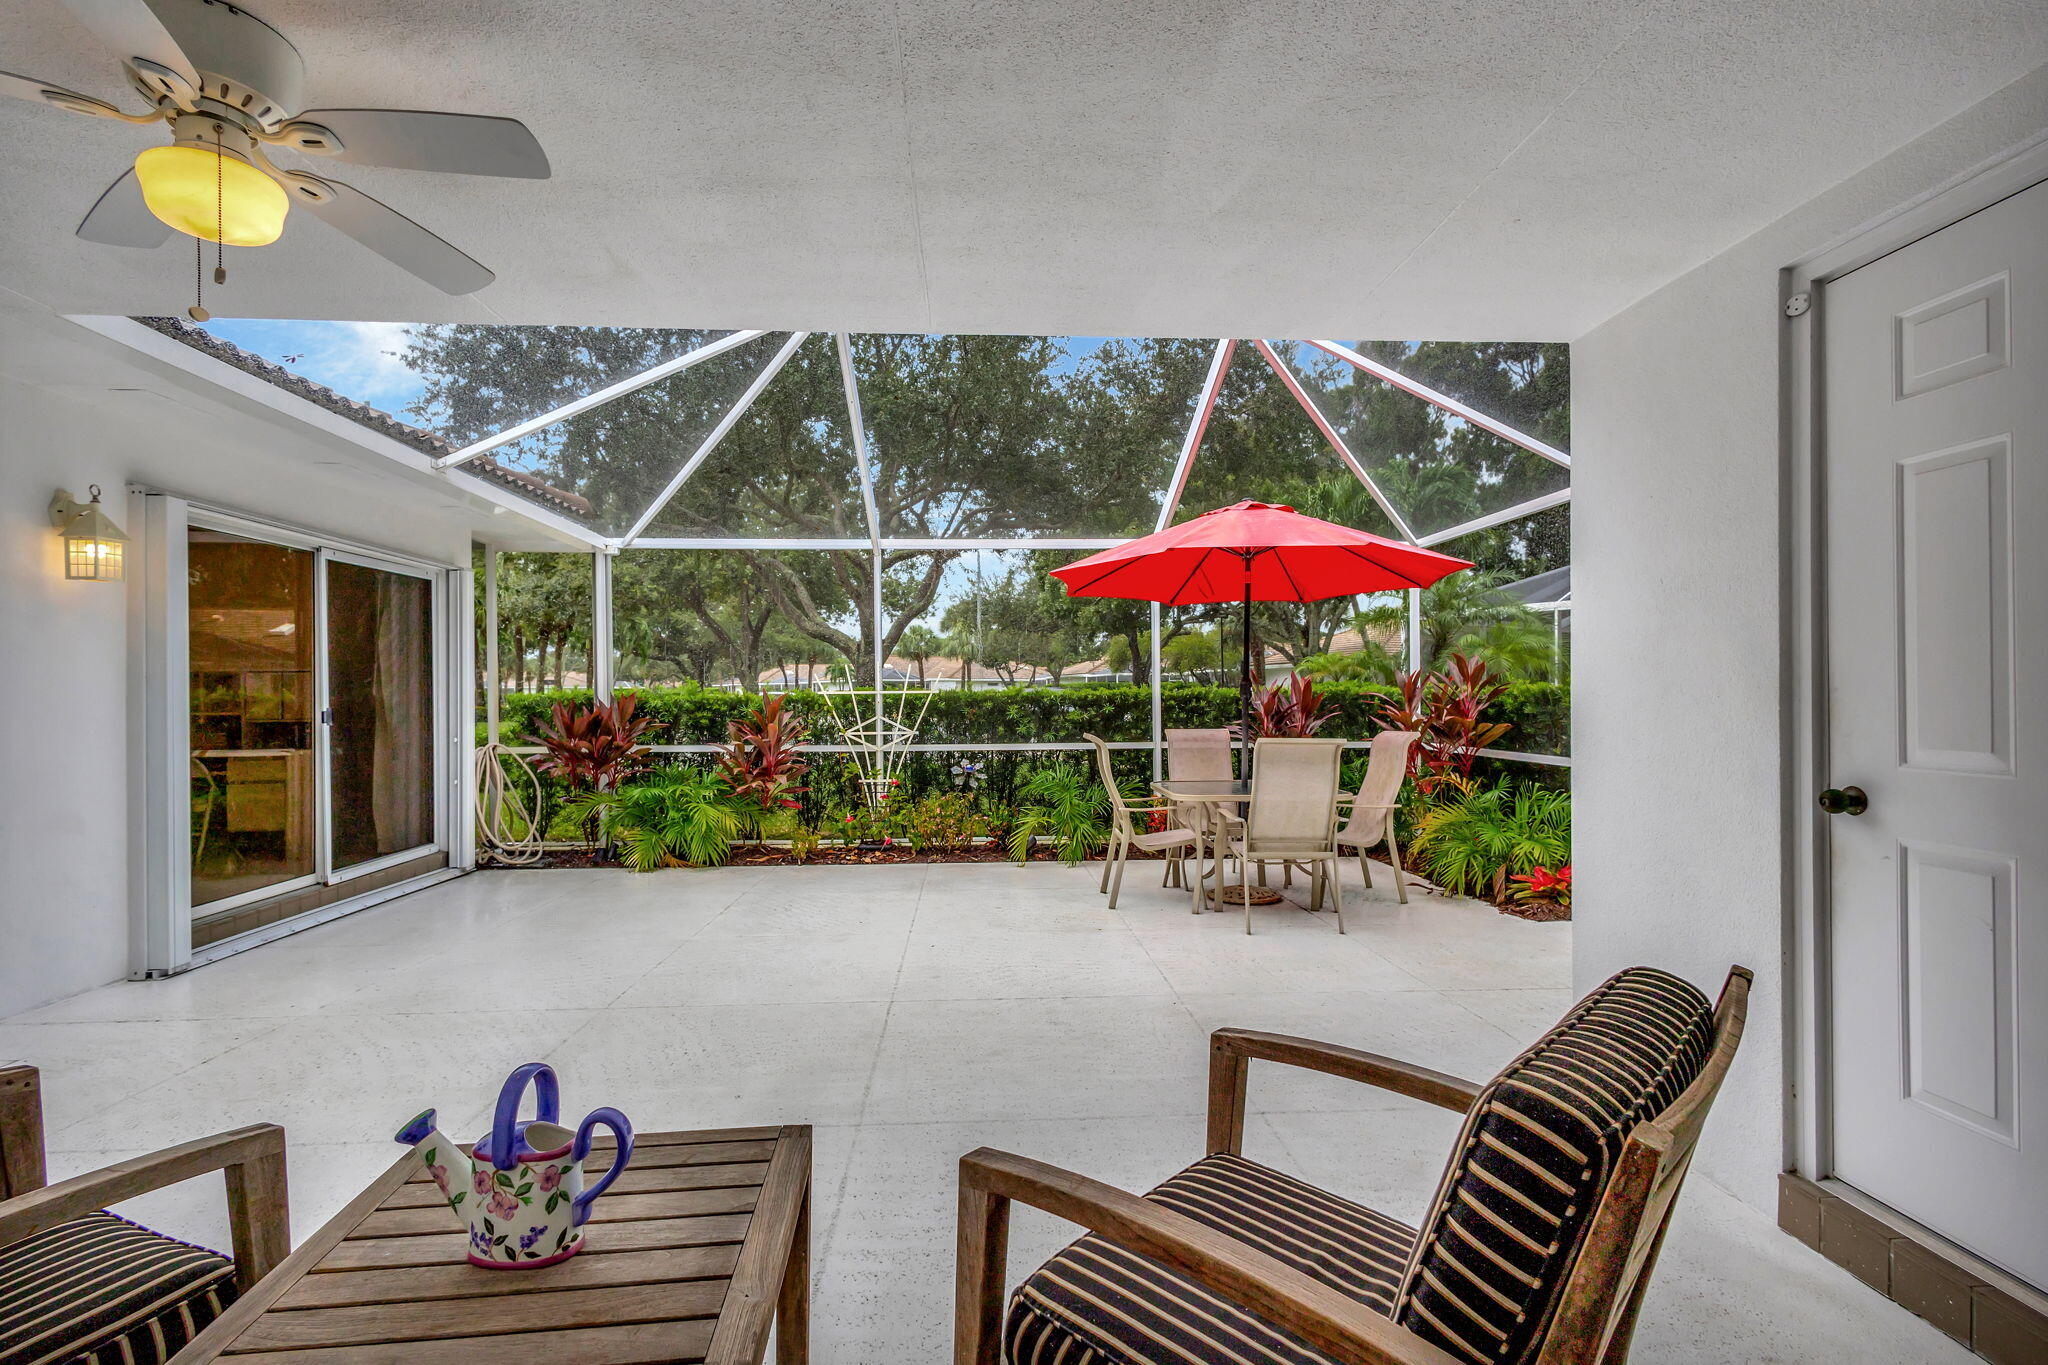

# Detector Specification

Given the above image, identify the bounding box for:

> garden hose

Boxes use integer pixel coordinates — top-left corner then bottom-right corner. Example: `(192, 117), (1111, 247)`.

(475, 742), (546, 865)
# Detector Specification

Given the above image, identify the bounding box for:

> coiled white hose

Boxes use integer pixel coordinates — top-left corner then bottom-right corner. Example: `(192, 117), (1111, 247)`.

(475, 742), (546, 865)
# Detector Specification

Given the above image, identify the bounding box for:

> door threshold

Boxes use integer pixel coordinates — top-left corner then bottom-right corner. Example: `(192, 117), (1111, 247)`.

(177, 867), (469, 970)
(1780, 1173), (2048, 1361)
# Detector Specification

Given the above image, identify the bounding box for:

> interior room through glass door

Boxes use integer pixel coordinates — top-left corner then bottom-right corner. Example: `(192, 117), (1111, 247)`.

(188, 529), (318, 921)
(323, 554), (437, 877)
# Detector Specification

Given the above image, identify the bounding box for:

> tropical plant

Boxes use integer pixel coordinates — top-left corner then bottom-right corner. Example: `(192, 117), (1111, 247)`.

(562, 768), (746, 871)
(715, 694), (808, 817)
(1298, 641), (1401, 684)
(1354, 570), (1556, 680)
(1512, 863), (1572, 909)
(1007, 763), (1111, 864)
(895, 792), (985, 852)
(532, 695), (659, 793)
(1237, 672), (1339, 739)
(1409, 783), (1571, 900)
(533, 695), (661, 842)
(1376, 653), (1510, 795)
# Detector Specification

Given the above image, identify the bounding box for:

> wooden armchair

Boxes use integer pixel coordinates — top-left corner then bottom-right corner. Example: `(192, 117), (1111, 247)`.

(0, 1064), (288, 1365)
(958, 965), (1750, 1365)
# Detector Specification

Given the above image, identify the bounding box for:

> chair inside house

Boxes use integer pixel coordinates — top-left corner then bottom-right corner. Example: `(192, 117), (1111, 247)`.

(1229, 737), (1348, 933)
(957, 964), (1751, 1365)
(1335, 729), (1420, 904)
(1083, 733), (1197, 909)
(0, 1065), (288, 1365)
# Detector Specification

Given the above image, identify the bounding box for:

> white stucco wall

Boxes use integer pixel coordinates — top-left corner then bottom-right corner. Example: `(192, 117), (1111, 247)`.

(0, 306), (493, 1018)
(1571, 65), (2048, 1213)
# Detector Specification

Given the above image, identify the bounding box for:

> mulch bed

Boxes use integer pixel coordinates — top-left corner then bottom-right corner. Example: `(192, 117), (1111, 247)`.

(484, 847), (1571, 921)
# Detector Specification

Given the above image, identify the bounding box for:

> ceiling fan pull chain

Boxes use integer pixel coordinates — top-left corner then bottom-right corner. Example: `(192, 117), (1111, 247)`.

(188, 232), (208, 322)
(212, 122), (227, 286)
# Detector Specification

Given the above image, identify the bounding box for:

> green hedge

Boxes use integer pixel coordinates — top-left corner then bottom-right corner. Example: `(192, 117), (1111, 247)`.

(490, 680), (1568, 755)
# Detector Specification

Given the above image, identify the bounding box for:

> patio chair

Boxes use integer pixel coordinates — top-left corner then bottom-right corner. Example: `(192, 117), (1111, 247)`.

(1228, 737), (1348, 934)
(1335, 729), (1420, 904)
(957, 964), (1751, 1365)
(1083, 733), (1197, 908)
(0, 1064), (288, 1365)
(1164, 727), (1243, 910)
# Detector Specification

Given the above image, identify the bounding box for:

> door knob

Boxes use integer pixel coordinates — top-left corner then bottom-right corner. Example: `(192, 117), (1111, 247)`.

(1818, 786), (1868, 816)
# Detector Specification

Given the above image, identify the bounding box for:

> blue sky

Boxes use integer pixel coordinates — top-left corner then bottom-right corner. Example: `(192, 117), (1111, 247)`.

(205, 317), (431, 416)
(200, 319), (1121, 427)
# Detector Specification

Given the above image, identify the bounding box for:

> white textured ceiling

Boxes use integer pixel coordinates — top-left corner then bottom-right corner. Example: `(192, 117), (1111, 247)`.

(1, 0), (2043, 339)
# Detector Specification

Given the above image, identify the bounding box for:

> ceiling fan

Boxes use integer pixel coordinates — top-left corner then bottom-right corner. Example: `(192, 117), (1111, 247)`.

(1, 0), (550, 296)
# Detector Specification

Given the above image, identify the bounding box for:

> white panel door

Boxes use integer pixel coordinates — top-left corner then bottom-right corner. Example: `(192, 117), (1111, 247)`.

(1824, 179), (2047, 1286)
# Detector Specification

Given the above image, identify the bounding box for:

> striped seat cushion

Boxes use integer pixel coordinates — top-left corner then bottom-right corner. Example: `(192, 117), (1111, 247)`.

(0, 1211), (237, 1365)
(1391, 967), (1716, 1364)
(1006, 1153), (1416, 1365)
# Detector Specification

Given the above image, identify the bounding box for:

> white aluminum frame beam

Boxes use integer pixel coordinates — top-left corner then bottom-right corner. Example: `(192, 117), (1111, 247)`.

(1416, 486), (1572, 548)
(1155, 339), (1237, 532)
(618, 331), (811, 544)
(1304, 339), (1571, 468)
(1252, 339), (1420, 544)
(434, 329), (773, 470)
(619, 536), (1127, 551)
(835, 333), (887, 710)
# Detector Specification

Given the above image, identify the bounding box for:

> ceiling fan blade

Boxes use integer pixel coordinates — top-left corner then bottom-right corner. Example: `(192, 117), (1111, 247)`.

(282, 109), (550, 178)
(77, 168), (173, 247)
(292, 177), (495, 294)
(58, 0), (200, 94)
(0, 68), (132, 118)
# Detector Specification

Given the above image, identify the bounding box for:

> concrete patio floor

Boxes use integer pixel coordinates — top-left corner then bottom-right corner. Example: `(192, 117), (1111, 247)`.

(1, 861), (1970, 1363)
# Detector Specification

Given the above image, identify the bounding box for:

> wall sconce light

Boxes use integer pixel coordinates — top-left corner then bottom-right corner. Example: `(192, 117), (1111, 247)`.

(49, 485), (128, 581)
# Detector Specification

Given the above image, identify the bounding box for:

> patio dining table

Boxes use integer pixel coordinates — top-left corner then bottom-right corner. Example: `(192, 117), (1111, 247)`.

(1154, 776), (1357, 911)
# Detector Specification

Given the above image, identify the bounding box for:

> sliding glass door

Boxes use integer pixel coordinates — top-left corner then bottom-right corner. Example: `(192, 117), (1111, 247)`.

(184, 523), (444, 947)
(323, 552), (438, 878)
(188, 530), (319, 911)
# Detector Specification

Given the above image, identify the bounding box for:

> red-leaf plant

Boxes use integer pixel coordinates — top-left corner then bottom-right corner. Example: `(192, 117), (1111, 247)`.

(1512, 863), (1572, 909)
(534, 695), (662, 845)
(717, 694), (809, 819)
(534, 694), (660, 793)
(1235, 672), (1340, 740)
(1375, 653), (1511, 796)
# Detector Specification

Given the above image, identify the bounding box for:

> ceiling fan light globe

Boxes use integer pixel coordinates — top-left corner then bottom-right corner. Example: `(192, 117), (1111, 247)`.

(133, 144), (288, 246)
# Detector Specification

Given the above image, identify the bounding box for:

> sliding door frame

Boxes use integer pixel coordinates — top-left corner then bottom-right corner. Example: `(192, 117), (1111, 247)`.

(133, 494), (465, 977)
(317, 545), (448, 887)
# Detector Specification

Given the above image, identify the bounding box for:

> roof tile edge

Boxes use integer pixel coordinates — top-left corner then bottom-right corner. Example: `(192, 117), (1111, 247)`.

(130, 316), (595, 519)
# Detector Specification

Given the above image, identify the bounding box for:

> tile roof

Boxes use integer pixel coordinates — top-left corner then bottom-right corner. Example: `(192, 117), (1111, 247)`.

(132, 315), (593, 518)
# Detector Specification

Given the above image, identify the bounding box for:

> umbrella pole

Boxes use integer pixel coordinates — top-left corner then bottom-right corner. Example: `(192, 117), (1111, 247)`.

(1240, 581), (1253, 779)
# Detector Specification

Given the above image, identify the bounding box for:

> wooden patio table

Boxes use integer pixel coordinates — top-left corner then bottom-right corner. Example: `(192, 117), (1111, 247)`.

(171, 1124), (811, 1365)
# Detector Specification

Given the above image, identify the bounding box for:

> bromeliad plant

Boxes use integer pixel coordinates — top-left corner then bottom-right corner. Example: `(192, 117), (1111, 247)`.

(563, 768), (746, 871)
(1512, 863), (1572, 910)
(716, 695), (809, 825)
(1007, 763), (1111, 865)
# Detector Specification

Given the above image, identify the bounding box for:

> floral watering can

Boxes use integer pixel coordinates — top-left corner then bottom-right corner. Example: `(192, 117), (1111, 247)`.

(395, 1062), (632, 1268)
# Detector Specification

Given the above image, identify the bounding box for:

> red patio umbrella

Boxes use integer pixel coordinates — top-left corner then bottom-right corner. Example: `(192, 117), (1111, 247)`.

(1050, 500), (1473, 763)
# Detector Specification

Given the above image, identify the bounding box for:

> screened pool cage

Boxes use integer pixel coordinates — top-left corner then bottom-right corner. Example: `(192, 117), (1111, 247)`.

(445, 331), (1570, 774)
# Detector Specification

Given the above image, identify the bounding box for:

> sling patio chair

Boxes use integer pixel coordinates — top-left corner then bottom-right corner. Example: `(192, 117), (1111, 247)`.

(1163, 727), (1243, 913)
(957, 964), (1751, 1365)
(0, 1065), (288, 1365)
(1335, 729), (1420, 904)
(1084, 733), (1198, 909)
(1228, 737), (1349, 934)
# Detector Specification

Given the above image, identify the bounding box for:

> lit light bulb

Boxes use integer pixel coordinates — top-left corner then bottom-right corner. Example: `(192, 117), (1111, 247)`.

(133, 144), (289, 247)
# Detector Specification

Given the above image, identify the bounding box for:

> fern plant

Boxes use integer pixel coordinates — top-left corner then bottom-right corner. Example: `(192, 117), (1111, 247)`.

(1408, 783), (1570, 900)
(563, 768), (746, 871)
(1006, 763), (1111, 865)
